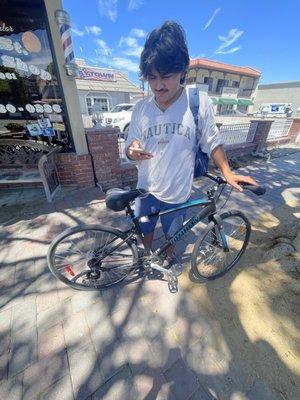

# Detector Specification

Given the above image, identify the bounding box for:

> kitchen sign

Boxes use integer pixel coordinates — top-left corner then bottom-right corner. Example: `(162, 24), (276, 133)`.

(78, 67), (116, 82)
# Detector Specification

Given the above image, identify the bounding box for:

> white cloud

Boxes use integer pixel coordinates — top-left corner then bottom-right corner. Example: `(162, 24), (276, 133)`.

(119, 36), (139, 48)
(98, 0), (118, 22)
(85, 25), (102, 36)
(130, 28), (147, 38)
(110, 57), (139, 72)
(123, 46), (143, 57)
(203, 8), (221, 30)
(95, 39), (113, 58)
(128, 0), (144, 11)
(71, 27), (85, 37)
(214, 28), (244, 54)
(119, 32), (144, 58)
(215, 46), (241, 54)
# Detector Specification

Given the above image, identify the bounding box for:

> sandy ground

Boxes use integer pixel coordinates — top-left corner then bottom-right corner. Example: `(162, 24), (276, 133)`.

(180, 195), (300, 399)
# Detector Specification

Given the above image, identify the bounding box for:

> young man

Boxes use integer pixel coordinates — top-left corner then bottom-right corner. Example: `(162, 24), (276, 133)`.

(125, 21), (257, 268)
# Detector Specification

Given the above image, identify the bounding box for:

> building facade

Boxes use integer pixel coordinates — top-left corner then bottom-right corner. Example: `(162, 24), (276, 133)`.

(75, 59), (144, 116)
(253, 81), (300, 116)
(186, 59), (261, 115)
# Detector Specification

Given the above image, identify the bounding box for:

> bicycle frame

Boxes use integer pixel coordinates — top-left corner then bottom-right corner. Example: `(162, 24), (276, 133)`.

(123, 196), (217, 257)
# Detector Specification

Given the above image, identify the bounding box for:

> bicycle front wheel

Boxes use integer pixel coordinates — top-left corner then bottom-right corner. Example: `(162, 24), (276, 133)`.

(47, 225), (138, 291)
(191, 211), (251, 280)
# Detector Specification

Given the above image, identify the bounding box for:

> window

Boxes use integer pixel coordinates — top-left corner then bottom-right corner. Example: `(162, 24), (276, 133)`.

(216, 79), (229, 93)
(86, 97), (109, 115)
(0, 0), (72, 150)
(203, 77), (213, 91)
(232, 81), (240, 88)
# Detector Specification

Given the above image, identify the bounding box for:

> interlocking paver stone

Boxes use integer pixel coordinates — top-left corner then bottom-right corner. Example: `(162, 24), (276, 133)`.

(22, 349), (69, 400)
(91, 365), (137, 400)
(37, 323), (65, 360)
(63, 311), (91, 354)
(68, 342), (103, 400)
(9, 325), (38, 377)
(40, 374), (74, 400)
(164, 358), (199, 400)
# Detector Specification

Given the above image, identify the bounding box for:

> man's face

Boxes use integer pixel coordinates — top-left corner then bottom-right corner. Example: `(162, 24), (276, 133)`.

(148, 69), (184, 106)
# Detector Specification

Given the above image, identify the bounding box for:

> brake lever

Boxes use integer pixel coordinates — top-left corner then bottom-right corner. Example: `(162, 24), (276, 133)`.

(241, 184), (266, 196)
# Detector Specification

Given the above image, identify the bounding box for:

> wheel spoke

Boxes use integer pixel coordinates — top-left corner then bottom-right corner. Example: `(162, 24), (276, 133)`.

(192, 213), (250, 279)
(48, 228), (137, 290)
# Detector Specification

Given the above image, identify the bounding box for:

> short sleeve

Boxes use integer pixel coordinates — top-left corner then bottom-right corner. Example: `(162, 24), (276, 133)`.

(125, 101), (142, 148)
(199, 95), (223, 157)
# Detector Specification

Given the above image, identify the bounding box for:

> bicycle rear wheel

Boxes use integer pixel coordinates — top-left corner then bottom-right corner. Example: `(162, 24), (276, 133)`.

(47, 225), (138, 291)
(191, 211), (251, 280)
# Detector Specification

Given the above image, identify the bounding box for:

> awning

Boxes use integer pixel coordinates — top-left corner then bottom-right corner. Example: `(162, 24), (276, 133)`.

(238, 98), (254, 106)
(210, 97), (219, 105)
(218, 98), (238, 105)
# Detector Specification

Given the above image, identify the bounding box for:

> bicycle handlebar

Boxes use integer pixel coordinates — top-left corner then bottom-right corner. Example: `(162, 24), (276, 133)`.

(204, 173), (266, 196)
(240, 184), (266, 196)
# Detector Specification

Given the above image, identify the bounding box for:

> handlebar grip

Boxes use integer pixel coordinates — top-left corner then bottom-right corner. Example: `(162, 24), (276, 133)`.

(241, 184), (266, 196)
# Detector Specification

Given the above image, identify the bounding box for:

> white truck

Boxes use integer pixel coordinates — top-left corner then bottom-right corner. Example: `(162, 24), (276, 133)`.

(256, 103), (293, 117)
(101, 103), (134, 138)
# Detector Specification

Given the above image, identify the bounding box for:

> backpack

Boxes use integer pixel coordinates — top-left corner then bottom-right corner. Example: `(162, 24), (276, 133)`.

(188, 87), (209, 178)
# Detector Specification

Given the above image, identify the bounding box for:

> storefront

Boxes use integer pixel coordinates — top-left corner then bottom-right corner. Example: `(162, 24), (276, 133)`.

(0, 0), (96, 193)
(0, 0), (74, 150)
(75, 60), (144, 117)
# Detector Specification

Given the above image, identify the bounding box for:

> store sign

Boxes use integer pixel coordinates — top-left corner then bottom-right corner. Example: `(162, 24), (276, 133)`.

(78, 67), (116, 82)
(0, 22), (14, 33)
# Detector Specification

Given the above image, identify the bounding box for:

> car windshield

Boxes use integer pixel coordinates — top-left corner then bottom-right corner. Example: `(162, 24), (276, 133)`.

(110, 105), (133, 112)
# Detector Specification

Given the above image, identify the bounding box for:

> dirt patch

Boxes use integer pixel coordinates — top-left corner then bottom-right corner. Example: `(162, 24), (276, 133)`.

(181, 202), (300, 399)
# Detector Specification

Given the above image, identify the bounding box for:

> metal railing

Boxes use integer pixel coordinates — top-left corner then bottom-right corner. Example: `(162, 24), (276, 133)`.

(219, 123), (256, 146)
(267, 119), (293, 140)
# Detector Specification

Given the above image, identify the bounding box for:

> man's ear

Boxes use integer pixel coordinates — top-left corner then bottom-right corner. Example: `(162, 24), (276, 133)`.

(180, 71), (187, 85)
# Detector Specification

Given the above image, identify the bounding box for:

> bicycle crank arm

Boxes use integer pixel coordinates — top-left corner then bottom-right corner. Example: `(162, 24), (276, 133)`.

(146, 261), (175, 277)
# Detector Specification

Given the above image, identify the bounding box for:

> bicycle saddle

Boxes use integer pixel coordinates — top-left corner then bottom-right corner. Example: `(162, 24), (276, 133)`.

(105, 188), (147, 211)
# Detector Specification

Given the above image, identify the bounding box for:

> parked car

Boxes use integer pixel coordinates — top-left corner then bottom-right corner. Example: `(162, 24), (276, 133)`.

(101, 103), (134, 138)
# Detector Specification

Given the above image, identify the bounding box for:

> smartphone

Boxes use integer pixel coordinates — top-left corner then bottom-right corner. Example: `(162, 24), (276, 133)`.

(128, 147), (153, 156)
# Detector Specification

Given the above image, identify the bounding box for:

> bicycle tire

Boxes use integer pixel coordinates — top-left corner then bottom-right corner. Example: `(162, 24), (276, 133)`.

(191, 211), (251, 280)
(47, 225), (139, 291)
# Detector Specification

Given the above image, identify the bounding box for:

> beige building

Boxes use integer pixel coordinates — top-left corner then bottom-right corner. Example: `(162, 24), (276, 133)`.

(253, 81), (300, 116)
(75, 59), (144, 115)
(187, 59), (261, 115)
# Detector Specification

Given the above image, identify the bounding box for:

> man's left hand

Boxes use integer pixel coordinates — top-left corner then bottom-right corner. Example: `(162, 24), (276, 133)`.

(223, 172), (258, 192)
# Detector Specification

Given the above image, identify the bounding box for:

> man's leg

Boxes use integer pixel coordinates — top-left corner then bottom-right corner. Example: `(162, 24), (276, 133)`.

(134, 195), (158, 252)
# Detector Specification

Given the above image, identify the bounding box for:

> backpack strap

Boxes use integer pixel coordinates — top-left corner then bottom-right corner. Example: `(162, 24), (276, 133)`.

(188, 87), (200, 149)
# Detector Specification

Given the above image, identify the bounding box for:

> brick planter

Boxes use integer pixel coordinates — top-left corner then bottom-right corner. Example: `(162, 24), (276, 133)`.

(86, 128), (137, 190)
(54, 152), (94, 188)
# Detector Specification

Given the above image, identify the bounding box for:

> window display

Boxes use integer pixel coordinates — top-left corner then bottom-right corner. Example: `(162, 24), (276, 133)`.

(0, 0), (72, 149)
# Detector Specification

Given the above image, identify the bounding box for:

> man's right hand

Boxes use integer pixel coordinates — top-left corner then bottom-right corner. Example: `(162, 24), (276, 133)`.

(126, 139), (153, 161)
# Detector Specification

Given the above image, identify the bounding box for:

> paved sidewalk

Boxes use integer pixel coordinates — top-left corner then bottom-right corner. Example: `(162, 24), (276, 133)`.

(0, 150), (299, 400)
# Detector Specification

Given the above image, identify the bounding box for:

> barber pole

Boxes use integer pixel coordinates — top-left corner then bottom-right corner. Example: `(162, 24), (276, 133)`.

(55, 9), (78, 78)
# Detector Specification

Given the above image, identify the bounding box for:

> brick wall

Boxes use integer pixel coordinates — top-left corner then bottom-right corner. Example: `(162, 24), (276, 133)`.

(54, 152), (94, 188)
(288, 118), (300, 143)
(86, 128), (137, 190)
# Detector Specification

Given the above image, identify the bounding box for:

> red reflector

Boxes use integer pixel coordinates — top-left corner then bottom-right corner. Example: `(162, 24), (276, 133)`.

(65, 265), (75, 276)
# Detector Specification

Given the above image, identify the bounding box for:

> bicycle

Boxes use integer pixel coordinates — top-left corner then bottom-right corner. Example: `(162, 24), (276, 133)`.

(47, 173), (266, 292)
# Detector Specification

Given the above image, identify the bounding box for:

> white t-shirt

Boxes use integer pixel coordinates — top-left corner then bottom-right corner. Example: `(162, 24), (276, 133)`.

(126, 88), (222, 203)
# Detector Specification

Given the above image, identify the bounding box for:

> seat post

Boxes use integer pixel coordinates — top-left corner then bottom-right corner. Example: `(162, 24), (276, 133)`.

(125, 205), (135, 218)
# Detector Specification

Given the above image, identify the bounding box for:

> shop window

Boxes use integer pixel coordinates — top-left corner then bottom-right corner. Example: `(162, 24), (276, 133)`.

(86, 97), (109, 115)
(0, 0), (73, 150)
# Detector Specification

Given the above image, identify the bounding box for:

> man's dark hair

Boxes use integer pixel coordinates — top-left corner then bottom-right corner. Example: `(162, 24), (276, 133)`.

(140, 20), (190, 80)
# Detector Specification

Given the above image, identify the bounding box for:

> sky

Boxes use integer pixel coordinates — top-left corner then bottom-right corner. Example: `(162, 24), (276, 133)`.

(63, 0), (300, 87)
